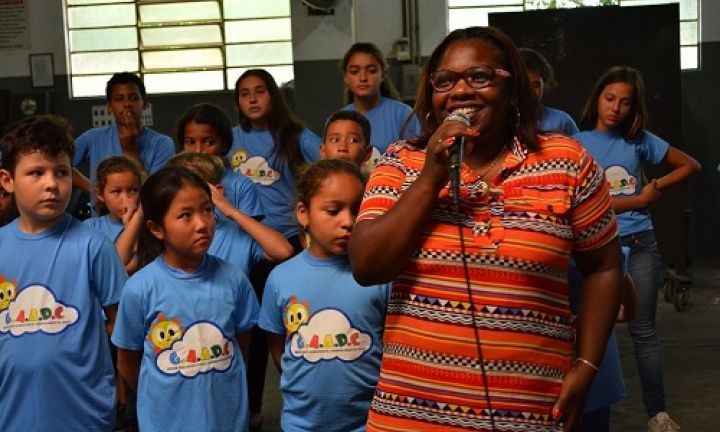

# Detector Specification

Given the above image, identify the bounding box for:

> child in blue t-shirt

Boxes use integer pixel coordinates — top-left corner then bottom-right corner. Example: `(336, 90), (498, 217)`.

(259, 159), (390, 432)
(320, 110), (373, 169)
(84, 155), (143, 274)
(112, 166), (259, 432)
(340, 42), (421, 170)
(574, 66), (700, 432)
(72, 72), (174, 197)
(0, 115), (127, 431)
(177, 102), (264, 221)
(165, 152), (293, 275)
(519, 48), (579, 136)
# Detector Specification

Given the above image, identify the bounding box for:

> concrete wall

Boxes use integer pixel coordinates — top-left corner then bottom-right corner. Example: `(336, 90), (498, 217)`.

(0, 0), (717, 256)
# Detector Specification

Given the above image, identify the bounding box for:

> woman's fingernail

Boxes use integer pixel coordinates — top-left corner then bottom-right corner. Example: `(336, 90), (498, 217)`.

(552, 407), (563, 419)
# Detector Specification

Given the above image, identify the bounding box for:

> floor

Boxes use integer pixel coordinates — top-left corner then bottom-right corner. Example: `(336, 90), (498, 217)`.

(255, 256), (720, 432)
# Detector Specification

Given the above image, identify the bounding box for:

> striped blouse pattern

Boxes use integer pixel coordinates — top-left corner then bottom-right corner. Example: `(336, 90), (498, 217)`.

(358, 135), (617, 431)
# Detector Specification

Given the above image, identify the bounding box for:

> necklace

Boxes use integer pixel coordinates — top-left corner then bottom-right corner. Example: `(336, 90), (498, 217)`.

(476, 147), (506, 182)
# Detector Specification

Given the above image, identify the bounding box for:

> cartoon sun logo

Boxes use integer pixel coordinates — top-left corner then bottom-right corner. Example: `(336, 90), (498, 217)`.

(284, 296), (310, 334)
(0, 275), (17, 312)
(231, 149), (248, 169)
(147, 313), (184, 353)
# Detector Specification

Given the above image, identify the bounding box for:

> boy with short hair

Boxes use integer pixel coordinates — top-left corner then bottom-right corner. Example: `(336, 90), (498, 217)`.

(320, 110), (373, 168)
(0, 115), (128, 431)
(73, 72), (175, 193)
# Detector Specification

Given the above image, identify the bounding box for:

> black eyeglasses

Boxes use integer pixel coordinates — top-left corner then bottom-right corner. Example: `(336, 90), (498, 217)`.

(430, 65), (512, 92)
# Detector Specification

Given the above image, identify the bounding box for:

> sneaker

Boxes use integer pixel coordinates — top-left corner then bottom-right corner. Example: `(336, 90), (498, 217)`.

(648, 412), (680, 432)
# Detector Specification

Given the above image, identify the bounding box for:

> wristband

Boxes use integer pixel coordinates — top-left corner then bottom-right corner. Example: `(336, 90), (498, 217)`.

(575, 356), (600, 372)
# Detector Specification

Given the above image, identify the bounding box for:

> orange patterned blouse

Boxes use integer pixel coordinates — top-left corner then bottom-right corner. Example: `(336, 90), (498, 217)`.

(357, 134), (618, 431)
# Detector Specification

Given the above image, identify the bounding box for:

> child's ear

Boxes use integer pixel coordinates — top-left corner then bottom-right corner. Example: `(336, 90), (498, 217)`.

(319, 143), (327, 159)
(95, 189), (106, 203)
(146, 219), (165, 241)
(296, 201), (309, 228)
(0, 169), (14, 193)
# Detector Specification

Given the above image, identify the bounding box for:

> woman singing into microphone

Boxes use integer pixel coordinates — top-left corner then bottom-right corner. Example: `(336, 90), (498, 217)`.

(349, 26), (623, 432)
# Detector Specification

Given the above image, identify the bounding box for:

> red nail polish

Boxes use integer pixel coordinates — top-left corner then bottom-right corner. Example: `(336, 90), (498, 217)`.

(552, 407), (563, 419)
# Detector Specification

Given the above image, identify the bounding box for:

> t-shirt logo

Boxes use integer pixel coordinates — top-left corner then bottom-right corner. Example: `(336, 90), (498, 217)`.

(0, 282), (80, 336)
(148, 314), (234, 377)
(230, 149), (280, 186)
(605, 165), (637, 196)
(0, 275), (17, 312)
(284, 295), (309, 334)
(289, 306), (372, 363)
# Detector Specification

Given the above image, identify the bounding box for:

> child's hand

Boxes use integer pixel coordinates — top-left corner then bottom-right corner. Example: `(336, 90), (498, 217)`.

(122, 201), (142, 226)
(640, 179), (661, 207)
(118, 114), (141, 152)
(208, 183), (234, 217)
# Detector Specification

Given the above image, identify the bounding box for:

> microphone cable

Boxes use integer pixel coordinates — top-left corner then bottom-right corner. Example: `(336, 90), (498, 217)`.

(451, 176), (497, 432)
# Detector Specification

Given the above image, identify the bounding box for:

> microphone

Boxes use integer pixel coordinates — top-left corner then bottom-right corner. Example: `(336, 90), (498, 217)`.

(444, 112), (470, 205)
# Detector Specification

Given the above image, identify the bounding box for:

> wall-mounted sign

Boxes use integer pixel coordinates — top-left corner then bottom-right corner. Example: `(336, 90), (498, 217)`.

(0, 0), (30, 51)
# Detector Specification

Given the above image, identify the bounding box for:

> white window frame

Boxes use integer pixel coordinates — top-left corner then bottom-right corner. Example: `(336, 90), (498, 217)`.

(63, 0), (294, 98)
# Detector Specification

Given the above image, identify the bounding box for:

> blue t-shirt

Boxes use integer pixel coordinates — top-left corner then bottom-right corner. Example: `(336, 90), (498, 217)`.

(540, 105), (579, 136)
(221, 167), (264, 220)
(74, 124), (175, 189)
(112, 255), (259, 432)
(84, 214), (124, 243)
(343, 97), (421, 169)
(0, 215), (127, 431)
(573, 129), (669, 236)
(258, 251), (390, 432)
(209, 212), (264, 276)
(227, 127), (321, 237)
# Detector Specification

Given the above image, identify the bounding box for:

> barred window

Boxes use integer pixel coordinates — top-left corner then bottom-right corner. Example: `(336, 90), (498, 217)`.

(65, 0), (294, 98)
(447, 0), (700, 70)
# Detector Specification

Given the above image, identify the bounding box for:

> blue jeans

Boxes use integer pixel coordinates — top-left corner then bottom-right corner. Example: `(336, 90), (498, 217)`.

(621, 230), (665, 417)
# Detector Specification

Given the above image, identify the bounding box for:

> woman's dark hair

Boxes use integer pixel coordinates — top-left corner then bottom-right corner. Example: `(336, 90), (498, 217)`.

(137, 167), (212, 269)
(94, 156), (142, 215)
(518, 48), (558, 93)
(234, 69), (307, 177)
(341, 42), (401, 104)
(579, 66), (647, 140)
(297, 159), (365, 207)
(411, 26), (538, 150)
(323, 110), (372, 145)
(175, 103), (233, 156)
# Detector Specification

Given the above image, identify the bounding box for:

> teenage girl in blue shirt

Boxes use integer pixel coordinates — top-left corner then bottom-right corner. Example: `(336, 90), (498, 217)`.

(340, 42), (421, 169)
(227, 68), (321, 430)
(574, 66), (700, 432)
